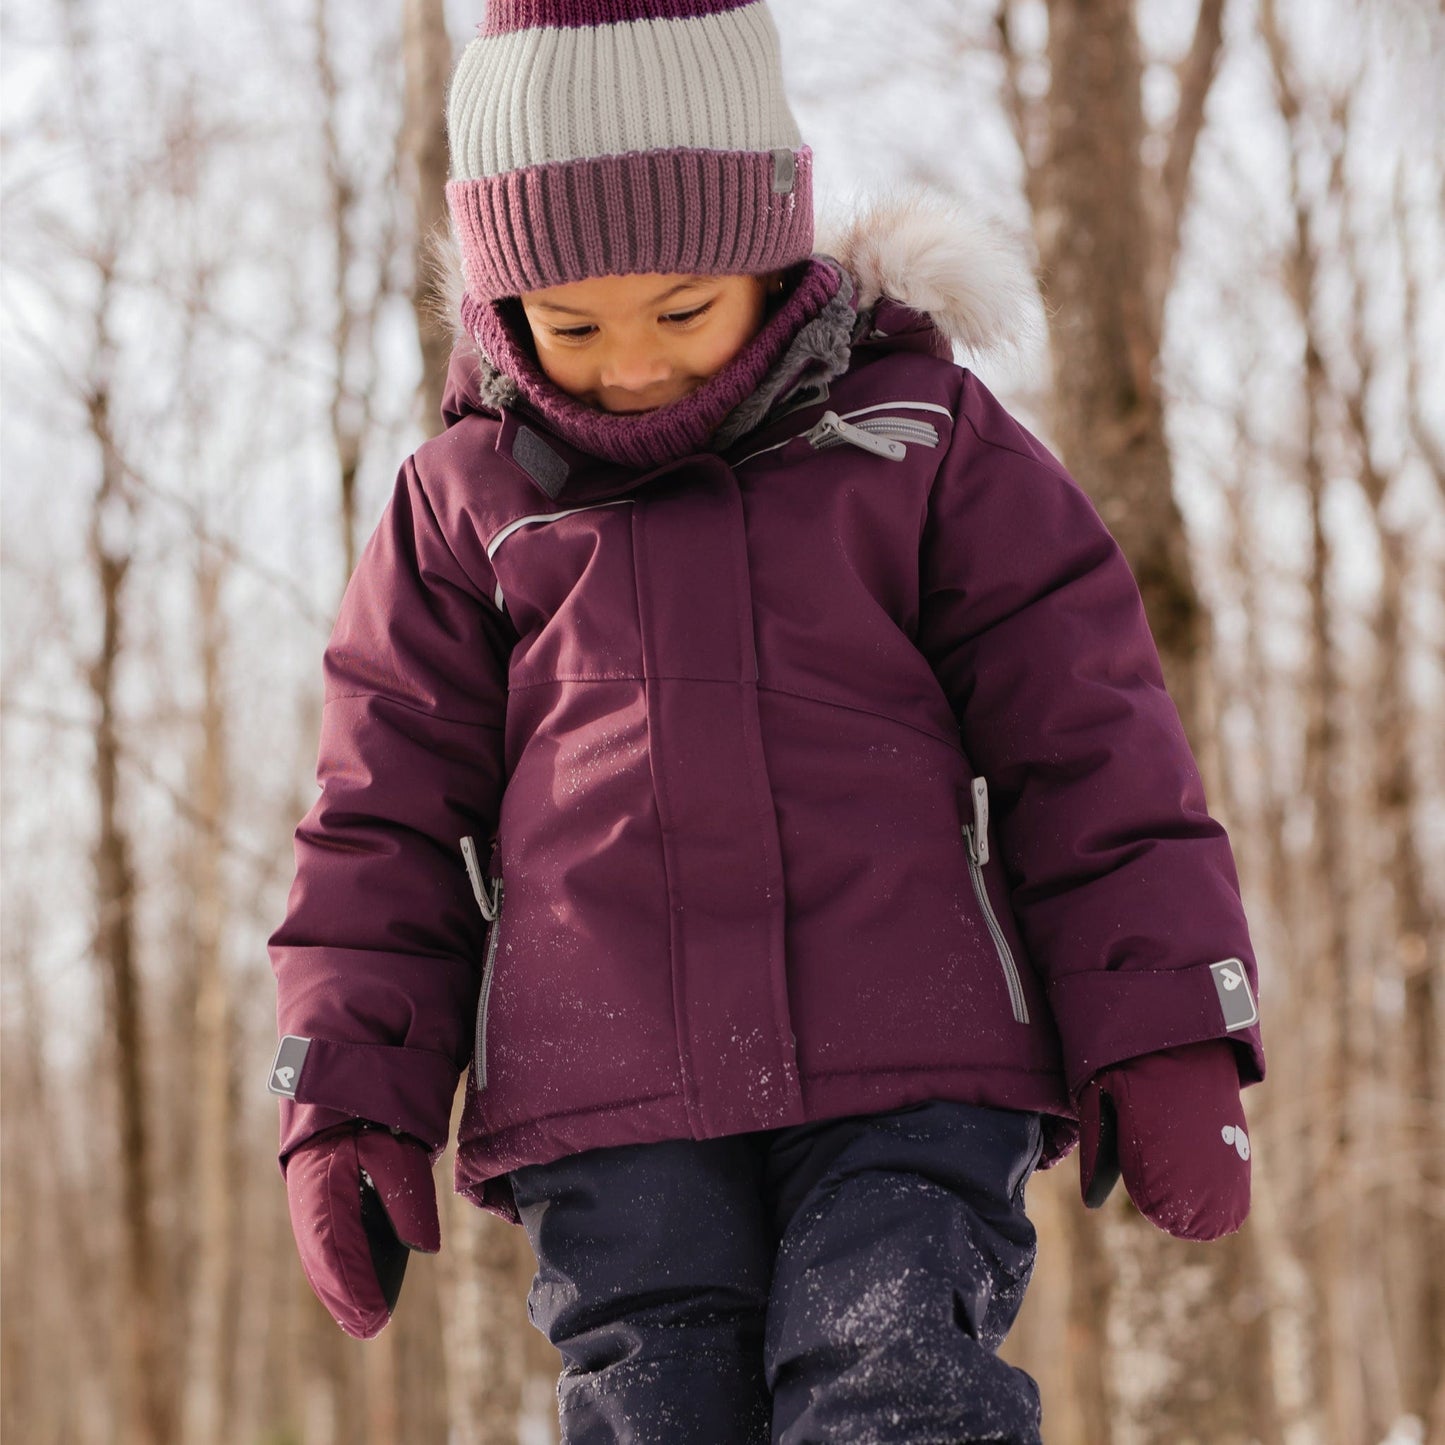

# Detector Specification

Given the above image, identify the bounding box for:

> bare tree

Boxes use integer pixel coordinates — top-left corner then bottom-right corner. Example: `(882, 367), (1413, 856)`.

(399, 6), (561, 1434)
(403, 0), (455, 436)
(312, 0), (407, 584)
(996, 3), (1283, 1439)
(998, 0), (1222, 730)
(83, 245), (177, 1445)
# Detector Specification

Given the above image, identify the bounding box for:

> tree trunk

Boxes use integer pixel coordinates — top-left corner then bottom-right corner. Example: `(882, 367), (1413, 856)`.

(403, 0), (455, 437)
(1342, 173), (1444, 1434)
(439, 1188), (540, 1441)
(1259, 10), (1374, 1439)
(1037, 0), (1208, 731)
(1016, 3), (1282, 1439)
(85, 279), (175, 1445)
(180, 545), (236, 1445)
(400, 12), (557, 1429)
(315, 0), (365, 585)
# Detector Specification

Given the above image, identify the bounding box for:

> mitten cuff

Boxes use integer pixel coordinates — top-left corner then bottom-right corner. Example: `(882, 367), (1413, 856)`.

(1048, 957), (1264, 1098)
(270, 1035), (460, 1166)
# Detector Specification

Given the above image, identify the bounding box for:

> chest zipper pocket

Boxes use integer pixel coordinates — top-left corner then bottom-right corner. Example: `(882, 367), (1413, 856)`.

(804, 410), (941, 460)
(960, 779), (1030, 1025)
(461, 836), (505, 1089)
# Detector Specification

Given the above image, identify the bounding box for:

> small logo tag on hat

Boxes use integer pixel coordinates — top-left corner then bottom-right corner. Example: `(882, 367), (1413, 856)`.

(268, 1035), (311, 1098)
(1210, 958), (1258, 1032)
(771, 148), (796, 195)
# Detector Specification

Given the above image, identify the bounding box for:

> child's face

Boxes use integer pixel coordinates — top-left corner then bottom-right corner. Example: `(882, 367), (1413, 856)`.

(518, 271), (773, 414)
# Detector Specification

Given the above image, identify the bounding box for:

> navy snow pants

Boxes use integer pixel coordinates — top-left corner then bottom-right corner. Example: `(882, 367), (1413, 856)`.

(508, 1100), (1045, 1444)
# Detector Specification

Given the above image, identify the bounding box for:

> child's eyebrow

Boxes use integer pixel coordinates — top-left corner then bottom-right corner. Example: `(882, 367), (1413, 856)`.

(531, 278), (712, 316)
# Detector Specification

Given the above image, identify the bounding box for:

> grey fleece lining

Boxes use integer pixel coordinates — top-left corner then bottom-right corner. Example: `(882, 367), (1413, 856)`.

(709, 266), (861, 451)
(470, 263), (867, 454)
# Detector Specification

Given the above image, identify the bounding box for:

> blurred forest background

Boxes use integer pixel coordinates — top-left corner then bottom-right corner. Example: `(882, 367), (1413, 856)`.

(1, 0), (1442, 1441)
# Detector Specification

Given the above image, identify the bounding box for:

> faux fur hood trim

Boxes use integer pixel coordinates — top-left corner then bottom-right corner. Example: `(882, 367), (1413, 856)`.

(815, 189), (1039, 357)
(433, 187), (1038, 365)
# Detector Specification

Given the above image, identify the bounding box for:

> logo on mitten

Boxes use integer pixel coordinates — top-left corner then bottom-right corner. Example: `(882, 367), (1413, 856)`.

(1221, 1124), (1251, 1161)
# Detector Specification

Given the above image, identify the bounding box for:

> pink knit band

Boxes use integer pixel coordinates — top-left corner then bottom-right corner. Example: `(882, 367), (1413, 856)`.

(447, 146), (813, 303)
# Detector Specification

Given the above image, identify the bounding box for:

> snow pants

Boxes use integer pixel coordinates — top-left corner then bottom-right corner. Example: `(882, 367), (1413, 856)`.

(507, 1100), (1045, 1444)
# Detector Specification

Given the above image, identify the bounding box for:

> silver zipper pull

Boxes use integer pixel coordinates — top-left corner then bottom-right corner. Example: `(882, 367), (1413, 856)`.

(460, 836), (497, 921)
(968, 778), (990, 866)
(807, 410), (906, 461)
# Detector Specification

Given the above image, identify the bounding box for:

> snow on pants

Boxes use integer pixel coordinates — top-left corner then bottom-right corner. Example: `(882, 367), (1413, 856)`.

(507, 1099), (1046, 1444)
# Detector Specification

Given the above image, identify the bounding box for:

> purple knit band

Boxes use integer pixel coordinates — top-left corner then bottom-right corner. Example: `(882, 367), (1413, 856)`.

(447, 146), (813, 305)
(481, 0), (752, 34)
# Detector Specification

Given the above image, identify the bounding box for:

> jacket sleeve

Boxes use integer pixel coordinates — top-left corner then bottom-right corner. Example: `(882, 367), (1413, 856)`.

(916, 372), (1264, 1096)
(268, 453), (514, 1162)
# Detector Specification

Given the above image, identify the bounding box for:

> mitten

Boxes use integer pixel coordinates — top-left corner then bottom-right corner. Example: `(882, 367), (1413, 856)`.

(1077, 1039), (1251, 1241)
(284, 1123), (441, 1339)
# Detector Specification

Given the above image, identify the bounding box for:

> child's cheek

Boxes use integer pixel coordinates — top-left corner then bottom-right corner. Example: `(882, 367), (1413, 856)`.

(535, 343), (589, 399)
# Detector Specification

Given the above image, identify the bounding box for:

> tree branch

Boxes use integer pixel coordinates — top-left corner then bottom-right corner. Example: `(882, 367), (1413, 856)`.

(1158, 0), (1226, 296)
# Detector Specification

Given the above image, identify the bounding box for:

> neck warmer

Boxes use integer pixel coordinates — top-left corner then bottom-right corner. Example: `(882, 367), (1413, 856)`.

(462, 258), (859, 469)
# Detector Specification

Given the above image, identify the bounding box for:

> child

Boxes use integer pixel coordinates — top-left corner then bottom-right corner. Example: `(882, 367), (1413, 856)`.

(270, 2), (1265, 1439)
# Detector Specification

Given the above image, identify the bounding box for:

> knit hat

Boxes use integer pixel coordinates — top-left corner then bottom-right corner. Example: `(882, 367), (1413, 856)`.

(444, 0), (815, 307)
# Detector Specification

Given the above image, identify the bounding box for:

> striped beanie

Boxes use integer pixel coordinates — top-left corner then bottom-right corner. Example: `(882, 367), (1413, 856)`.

(445, 0), (814, 306)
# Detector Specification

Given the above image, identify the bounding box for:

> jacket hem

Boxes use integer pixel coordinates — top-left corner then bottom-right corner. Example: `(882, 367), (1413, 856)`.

(453, 1063), (1076, 1223)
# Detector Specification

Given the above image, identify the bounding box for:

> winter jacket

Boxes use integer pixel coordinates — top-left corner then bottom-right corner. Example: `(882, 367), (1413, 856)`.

(269, 199), (1265, 1220)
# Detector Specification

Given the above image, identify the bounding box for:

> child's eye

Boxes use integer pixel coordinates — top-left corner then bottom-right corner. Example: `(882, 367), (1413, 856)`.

(662, 302), (713, 326)
(550, 324), (597, 341)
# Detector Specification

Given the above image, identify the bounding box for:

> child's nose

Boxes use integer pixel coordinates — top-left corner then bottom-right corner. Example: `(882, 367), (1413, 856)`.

(599, 344), (671, 391)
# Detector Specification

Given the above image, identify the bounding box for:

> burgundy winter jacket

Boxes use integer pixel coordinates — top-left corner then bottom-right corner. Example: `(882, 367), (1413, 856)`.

(270, 270), (1265, 1220)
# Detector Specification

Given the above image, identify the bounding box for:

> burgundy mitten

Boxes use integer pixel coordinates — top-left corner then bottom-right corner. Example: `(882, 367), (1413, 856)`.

(1077, 1039), (1251, 1241)
(284, 1124), (440, 1338)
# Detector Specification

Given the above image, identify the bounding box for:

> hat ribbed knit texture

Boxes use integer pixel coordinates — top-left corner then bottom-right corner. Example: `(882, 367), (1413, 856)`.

(445, 0), (813, 304)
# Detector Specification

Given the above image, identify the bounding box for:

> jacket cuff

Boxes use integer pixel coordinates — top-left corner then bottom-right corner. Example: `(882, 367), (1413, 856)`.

(1047, 957), (1265, 1098)
(268, 1035), (461, 1164)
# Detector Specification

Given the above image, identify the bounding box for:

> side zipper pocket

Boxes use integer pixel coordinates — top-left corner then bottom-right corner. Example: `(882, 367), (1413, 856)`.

(461, 837), (505, 1090)
(961, 779), (1030, 1025)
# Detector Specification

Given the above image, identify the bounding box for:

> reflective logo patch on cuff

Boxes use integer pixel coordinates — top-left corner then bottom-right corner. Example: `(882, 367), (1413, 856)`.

(1210, 959), (1259, 1032)
(268, 1035), (311, 1097)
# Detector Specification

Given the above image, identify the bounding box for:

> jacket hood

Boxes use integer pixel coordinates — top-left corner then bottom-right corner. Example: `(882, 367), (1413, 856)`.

(814, 190), (1039, 359)
(439, 188), (1039, 431)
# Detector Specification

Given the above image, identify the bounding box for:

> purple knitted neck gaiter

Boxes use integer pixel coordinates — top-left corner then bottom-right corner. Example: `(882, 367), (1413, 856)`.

(463, 258), (843, 468)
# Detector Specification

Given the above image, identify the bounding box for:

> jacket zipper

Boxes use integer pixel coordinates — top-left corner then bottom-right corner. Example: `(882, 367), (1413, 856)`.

(734, 402), (949, 468)
(461, 837), (505, 1089)
(805, 410), (907, 459)
(960, 779), (1030, 1025)
(809, 414), (940, 456)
